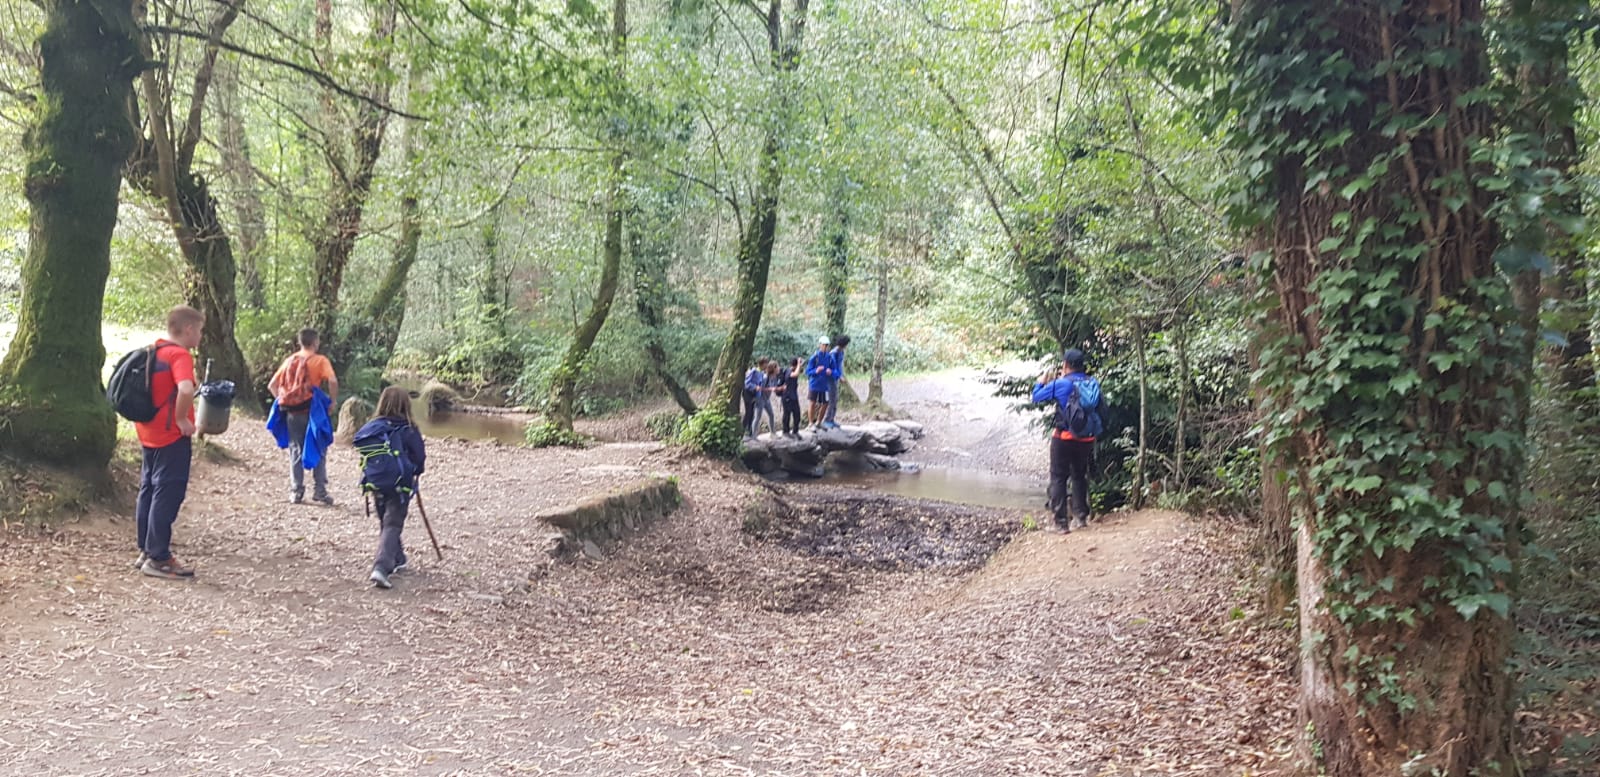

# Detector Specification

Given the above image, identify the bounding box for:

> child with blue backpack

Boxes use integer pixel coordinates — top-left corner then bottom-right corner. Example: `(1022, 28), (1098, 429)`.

(353, 386), (427, 589)
(1032, 348), (1103, 533)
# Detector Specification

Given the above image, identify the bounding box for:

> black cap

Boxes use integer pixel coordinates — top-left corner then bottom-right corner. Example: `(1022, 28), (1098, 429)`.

(1063, 348), (1086, 370)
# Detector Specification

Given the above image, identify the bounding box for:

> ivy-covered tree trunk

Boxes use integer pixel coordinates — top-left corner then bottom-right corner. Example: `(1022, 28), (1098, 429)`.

(704, 0), (811, 419)
(1231, 2), (1537, 773)
(0, 0), (140, 467)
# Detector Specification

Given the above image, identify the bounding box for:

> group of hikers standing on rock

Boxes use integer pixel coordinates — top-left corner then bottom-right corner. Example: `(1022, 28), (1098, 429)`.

(111, 305), (426, 589)
(742, 334), (852, 439)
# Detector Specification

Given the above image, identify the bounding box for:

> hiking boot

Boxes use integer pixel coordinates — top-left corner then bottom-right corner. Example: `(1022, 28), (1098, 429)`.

(370, 567), (392, 589)
(312, 494), (335, 507)
(1073, 516), (1089, 530)
(141, 556), (195, 580)
(131, 551), (148, 570)
(291, 492), (304, 505)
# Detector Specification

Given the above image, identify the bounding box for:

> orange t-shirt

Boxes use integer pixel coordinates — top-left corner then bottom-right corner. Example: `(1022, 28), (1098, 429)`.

(133, 341), (196, 449)
(270, 352), (335, 409)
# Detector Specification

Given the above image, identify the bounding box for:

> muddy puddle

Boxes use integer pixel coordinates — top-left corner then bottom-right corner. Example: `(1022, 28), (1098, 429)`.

(827, 466), (1047, 513)
(756, 488), (1023, 574)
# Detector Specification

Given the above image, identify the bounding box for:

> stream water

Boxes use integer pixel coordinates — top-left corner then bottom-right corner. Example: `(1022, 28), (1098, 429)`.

(828, 466), (1047, 513)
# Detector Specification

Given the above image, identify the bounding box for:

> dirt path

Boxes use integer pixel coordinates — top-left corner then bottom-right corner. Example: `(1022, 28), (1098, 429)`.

(0, 379), (1293, 776)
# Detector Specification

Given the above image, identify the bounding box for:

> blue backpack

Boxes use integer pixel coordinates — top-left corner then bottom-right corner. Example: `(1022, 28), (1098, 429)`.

(1055, 376), (1103, 438)
(352, 420), (416, 494)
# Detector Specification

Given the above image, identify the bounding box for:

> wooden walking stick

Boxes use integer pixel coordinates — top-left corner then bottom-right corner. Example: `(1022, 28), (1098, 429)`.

(413, 480), (444, 561)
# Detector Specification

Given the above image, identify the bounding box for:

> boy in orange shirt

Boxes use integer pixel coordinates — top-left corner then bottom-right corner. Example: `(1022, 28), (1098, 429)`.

(134, 306), (205, 579)
(269, 328), (339, 504)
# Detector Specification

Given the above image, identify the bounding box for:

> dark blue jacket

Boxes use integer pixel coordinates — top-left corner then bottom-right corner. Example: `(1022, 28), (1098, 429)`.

(266, 387), (334, 468)
(352, 416), (427, 492)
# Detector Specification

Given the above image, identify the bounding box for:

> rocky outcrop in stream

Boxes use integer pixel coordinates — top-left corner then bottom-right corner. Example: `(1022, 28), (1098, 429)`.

(739, 420), (925, 478)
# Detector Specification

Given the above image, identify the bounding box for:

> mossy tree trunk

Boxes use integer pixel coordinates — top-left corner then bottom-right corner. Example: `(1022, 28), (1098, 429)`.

(820, 187), (858, 406)
(866, 250), (888, 405)
(550, 0), (628, 432)
(0, 0), (141, 467)
(704, 0), (812, 419)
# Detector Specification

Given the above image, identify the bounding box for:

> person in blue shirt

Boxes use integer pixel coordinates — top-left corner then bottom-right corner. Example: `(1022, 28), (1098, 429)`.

(742, 357), (770, 440)
(1031, 348), (1103, 532)
(823, 334), (851, 429)
(805, 337), (836, 430)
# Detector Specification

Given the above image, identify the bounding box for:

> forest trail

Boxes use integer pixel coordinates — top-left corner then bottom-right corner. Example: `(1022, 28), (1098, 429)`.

(0, 376), (1293, 776)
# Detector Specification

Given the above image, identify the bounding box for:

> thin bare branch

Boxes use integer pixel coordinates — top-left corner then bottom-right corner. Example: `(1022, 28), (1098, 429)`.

(146, 25), (427, 120)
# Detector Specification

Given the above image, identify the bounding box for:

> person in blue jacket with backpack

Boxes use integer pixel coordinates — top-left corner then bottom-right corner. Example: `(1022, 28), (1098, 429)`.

(353, 387), (427, 589)
(1032, 348), (1103, 532)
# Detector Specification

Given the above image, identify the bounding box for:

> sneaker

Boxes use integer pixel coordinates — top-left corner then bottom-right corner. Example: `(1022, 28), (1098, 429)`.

(312, 494), (335, 507)
(291, 493), (304, 505)
(393, 556), (409, 574)
(1073, 516), (1089, 530)
(141, 556), (195, 580)
(370, 568), (392, 589)
(131, 551), (148, 570)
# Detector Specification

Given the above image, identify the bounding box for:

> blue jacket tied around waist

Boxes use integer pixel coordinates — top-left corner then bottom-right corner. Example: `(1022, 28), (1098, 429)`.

(267, 387), (334, 469)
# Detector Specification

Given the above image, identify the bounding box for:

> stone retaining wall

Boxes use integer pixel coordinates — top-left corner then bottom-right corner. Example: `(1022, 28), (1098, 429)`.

(534, 475), (682, 562)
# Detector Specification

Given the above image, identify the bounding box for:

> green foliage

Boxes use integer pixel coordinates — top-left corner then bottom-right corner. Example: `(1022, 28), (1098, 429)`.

(678, 408), (742, 458)
(645, 409), (686, 441)
(525, 421), (587, 449)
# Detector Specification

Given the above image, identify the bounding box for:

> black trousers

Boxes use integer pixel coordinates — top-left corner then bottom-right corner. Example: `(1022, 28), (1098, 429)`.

(1048, 436), (1094, 525)
(781, 399), (803, 434)
(741, 389), (759, 435)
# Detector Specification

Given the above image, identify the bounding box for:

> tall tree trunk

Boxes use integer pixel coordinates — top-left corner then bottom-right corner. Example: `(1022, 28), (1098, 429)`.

(131, 0), (251, 392)
(214, 57), (267, 311)
(1172, 317), (1188, 488)
(1132, 318), (1148, 510)
(549, 0), (629, 432)
(1231, 2), (1533, 773)
(703, 0), (812, 419)
(633, 232), (698, 415)
(820, 188), (858, 406)
(0, 0), (140, 467)
(1519, 0), (1591, 405)
(308, 0), (397, 346)
(866, 250), (888, 405)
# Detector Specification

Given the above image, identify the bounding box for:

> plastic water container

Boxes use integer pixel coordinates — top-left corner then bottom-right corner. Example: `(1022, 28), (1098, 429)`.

(196, 380), (237, 435)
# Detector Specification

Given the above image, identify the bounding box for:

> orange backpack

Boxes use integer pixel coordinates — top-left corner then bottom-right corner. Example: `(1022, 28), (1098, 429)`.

(279, 355), (314, 407)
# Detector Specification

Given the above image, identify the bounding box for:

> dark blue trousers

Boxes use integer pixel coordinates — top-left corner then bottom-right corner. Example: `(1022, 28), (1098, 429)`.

(137, 436), (192, 562)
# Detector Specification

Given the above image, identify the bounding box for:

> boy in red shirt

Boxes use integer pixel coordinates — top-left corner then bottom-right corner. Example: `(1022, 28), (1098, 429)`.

(134, 306), (205, 579)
